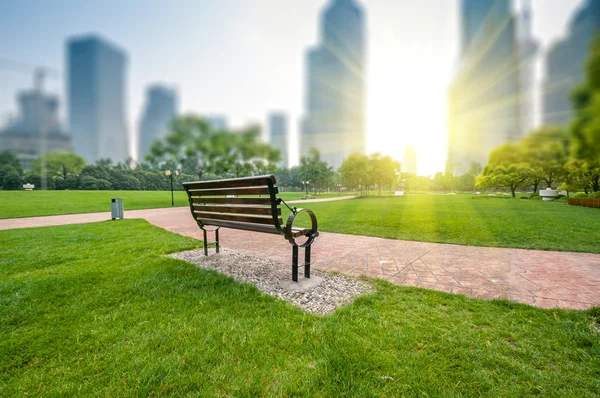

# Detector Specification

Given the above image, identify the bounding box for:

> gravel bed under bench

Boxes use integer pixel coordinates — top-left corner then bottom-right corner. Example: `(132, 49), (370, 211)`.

(167, 248), (374, 315)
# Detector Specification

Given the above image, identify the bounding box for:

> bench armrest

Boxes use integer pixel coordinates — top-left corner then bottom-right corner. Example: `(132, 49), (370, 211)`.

(284, 208), (318, 247)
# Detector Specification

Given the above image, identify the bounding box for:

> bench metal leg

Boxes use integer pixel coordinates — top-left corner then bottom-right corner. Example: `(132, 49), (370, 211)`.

(203, 229), (208, 256)
(304, 245), (311, 279)
(292, 245), (299, 282)
(215, 228), (220, 254)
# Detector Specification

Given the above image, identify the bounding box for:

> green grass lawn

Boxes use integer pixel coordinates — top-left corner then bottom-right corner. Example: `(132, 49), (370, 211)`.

(287, 195), (600, 253)
(0, 190), (350, 219)
(0, 190), (190, 219)
(1, 221), (599, 396)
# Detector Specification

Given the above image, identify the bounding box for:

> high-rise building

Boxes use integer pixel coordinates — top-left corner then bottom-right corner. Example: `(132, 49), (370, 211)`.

(268, 112), (289, 168)
(0, 78), (72, 170)
(301, 0), (366, 169)
(517, 0), (539, 136)
(543, 0), (600, 126)
(447, 0), (524, 175)
(206, 115), (228, 131)
(138, 85), (177, 162)
(67, 34), (128, 164)
(402, 146), (418, 175)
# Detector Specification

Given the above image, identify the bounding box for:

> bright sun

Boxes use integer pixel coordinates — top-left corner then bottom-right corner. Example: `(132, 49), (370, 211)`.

(367, 61), (449, 177)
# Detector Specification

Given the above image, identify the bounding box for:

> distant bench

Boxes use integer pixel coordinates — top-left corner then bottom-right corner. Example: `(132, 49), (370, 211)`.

(183, 175), (319, 282)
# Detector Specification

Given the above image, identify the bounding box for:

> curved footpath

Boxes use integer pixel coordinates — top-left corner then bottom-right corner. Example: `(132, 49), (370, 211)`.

(1, 196), (599, 311)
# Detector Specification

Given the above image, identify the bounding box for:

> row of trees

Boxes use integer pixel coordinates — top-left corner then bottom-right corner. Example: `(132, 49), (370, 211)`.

(0, 150), (204, 191)
(476, 36), (600, 197)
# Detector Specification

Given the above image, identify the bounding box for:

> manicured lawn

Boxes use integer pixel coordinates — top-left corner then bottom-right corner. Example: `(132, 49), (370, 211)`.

(1, 221), (599, 396)
(0, 190), (350, 219)
(0, 190), (190, 219)
(287, 195), (600, 253)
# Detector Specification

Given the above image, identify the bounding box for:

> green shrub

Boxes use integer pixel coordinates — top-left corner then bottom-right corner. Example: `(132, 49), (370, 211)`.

(572, 192), (589, 199)
(592, 191), (600, 199)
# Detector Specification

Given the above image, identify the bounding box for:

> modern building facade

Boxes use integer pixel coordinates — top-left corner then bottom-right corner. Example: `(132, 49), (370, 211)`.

(517, 0), (539, 136)
(301, 0), (366, 169)
(447, 0), (524, 175)
(268, 112), (289, 168)
(0, 82), (72, 170)
(138, 85), (177, 162)
(67, 34), (128, 164)
(206, 115), (228, 131)
(402, 146), (418, 175)
(543, 0), (600, 126)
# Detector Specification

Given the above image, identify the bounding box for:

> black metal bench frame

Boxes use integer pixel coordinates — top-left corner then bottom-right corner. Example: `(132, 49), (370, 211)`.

(183, 175), (319, 282)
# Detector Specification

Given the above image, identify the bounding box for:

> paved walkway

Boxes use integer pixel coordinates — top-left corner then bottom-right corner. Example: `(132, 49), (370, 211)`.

(2, 206), (599, 310)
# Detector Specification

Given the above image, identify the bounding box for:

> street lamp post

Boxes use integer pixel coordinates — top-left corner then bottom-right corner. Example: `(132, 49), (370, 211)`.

(165, 169), (180, 206)
(302, 180), (310, 197)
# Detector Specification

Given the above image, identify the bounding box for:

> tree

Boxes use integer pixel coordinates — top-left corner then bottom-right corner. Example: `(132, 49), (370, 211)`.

(569, 35), (600, 192)
(369, 153), (400, 195)
(2, 170), (23, 190)
(0, 151), (24, 188)
(476, 144), (532, 197)
(0, 151), (23, 174)
(146, 115), (280, 179)
(30, 152), (86, 179)
(339, 153), (371, 194)
(520, 127), (569, 189)
(298, 148), (333, 194)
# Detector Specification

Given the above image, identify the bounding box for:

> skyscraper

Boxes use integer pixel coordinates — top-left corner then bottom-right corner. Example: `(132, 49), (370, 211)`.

(543, 0), (600, 126)
(301, 0), (366, 169)
(402, 146), (418, 175)
(0, 83), (72, 170)
(206, 115), (228, 131)
(517, 0), (539, 136)
(138, 85), (177, 162)
(447, 0), (524, 175)
(67, 34), (128, 164)
(268, 112), (289, 168)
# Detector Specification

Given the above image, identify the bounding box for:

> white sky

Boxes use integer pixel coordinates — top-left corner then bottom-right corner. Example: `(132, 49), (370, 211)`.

(0, 0), (585, 175)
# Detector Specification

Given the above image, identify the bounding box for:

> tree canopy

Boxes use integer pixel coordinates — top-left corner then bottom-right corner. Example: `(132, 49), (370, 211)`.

(146, 115), (280, 178)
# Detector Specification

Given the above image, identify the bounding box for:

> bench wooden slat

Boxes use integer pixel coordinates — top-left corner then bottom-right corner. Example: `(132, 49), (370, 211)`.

(187, 186), (275, 196)
(195, 211), (283, 225)
(197, 219), (281, 234)
(193, 204), (280, 216)
(197, 219), (310, 237)
(183, 175), (275, 190)
(191, 197), (272, 205)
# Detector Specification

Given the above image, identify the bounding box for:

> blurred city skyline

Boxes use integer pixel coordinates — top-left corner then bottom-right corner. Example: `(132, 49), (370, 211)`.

(0, 0), (584, 175)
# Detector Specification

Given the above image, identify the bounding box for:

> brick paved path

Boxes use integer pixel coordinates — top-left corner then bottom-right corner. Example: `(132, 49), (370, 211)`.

(2, 206), (599, 310)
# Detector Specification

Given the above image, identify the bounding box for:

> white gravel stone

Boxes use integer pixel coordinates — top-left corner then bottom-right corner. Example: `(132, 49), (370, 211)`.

(167, 248), (374, 315)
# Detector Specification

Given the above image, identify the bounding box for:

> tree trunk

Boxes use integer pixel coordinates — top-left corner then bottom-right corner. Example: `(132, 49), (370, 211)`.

(511, 186), (516, 198)
(533, 181), (539, 194)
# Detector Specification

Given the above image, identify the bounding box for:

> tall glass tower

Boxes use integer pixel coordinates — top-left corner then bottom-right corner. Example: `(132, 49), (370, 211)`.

(67, 35), (128, 164)
(301, 0), (366, 169)
(543, 0), (600, 126)
(447, 0), (523, 175)
(138, 85), (177, 162)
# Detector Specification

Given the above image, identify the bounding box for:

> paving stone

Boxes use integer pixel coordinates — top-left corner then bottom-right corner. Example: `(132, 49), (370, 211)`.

(2, 205), (600, 311)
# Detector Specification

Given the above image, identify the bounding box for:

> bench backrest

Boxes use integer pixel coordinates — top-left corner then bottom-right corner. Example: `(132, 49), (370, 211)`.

(182, 175), (284, 234)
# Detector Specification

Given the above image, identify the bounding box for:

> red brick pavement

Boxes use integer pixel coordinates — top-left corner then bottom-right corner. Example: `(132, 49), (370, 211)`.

(2, 206), (599, 310)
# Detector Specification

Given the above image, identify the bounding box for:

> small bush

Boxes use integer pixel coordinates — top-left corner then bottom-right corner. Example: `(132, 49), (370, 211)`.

(572, 192), (589, 199)
(592, 191), (600, 199)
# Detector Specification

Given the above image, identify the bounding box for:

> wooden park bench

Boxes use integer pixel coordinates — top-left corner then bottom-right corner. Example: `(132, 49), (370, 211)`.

(183, 175), (319, 282)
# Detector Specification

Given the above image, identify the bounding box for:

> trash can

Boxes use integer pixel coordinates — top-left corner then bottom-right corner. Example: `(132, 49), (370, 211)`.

(111, 198), (124, 220)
